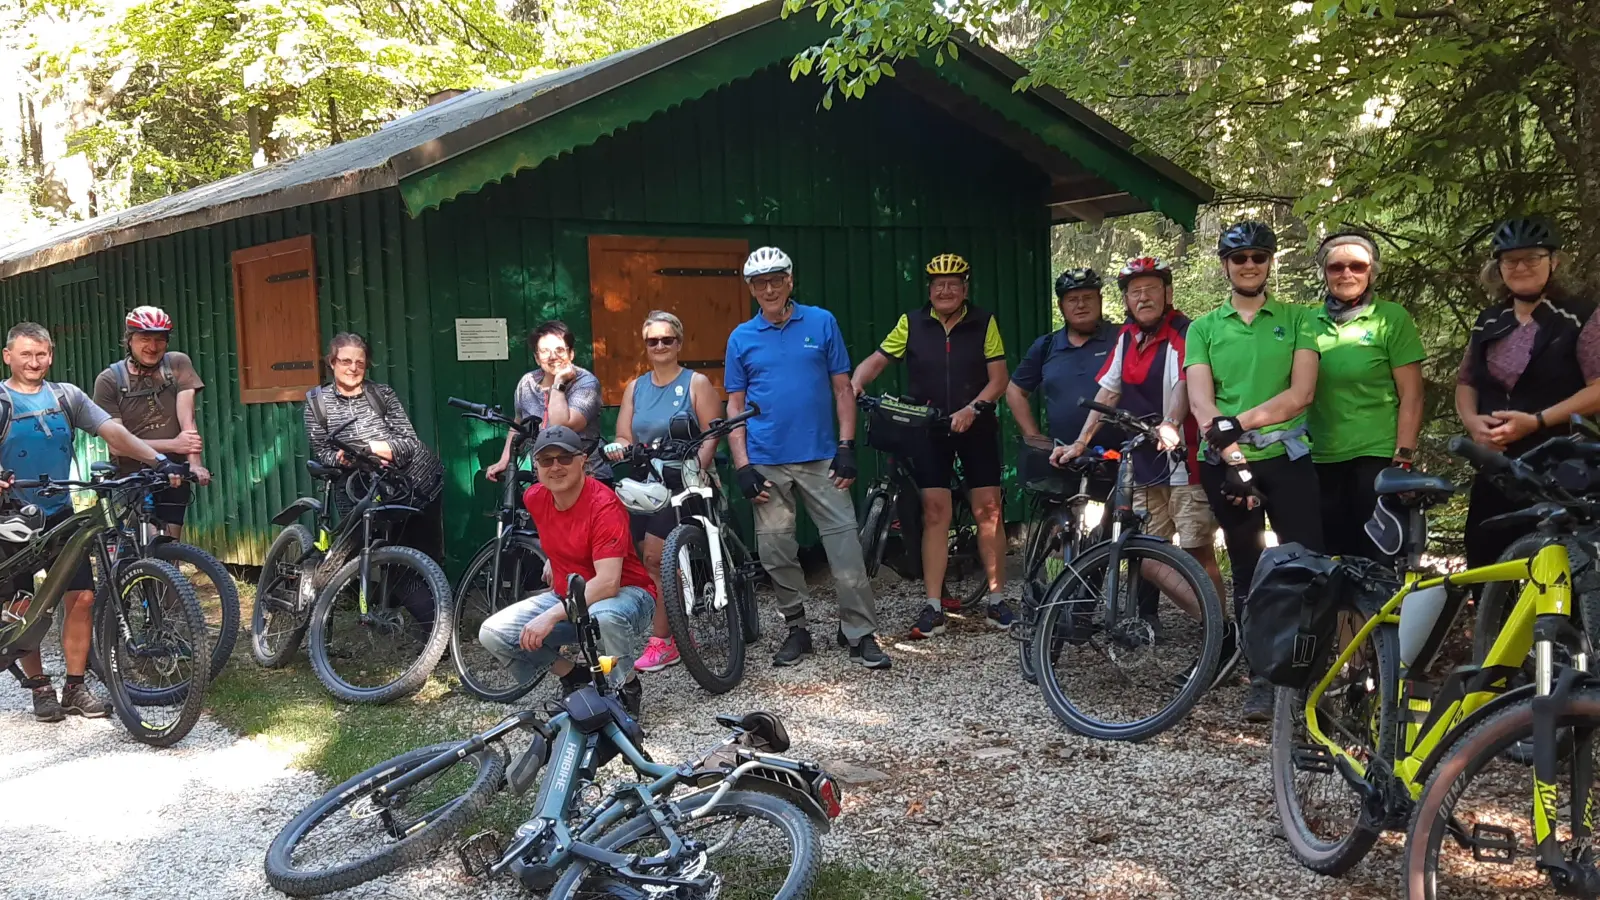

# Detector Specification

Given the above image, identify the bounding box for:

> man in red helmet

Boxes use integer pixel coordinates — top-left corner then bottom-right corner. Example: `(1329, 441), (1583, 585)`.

(92, 305), (208, 537)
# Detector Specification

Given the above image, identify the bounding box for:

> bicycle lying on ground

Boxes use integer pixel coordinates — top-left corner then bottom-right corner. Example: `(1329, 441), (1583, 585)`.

(252, 421), (451, 704)
(0, 468), (208, 746)
(615, 407), (764, 694)
(265, 572), (840, 900)
(446, 397), (551, 703)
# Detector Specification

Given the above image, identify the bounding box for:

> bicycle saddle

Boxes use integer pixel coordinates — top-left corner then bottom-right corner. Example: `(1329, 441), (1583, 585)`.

(306, 460), (340, 481)
(90, 461), (117, 476)
(715, 711), (790, 753)
(1373, 467), (1455, 500)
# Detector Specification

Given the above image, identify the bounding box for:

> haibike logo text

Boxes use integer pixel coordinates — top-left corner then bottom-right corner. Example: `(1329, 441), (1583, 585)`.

(552, 742), (578, 790)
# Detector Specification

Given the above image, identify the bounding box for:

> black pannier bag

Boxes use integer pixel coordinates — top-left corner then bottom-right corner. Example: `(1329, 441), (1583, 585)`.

(1242, 543), (1397, 690)
(1017, 435), (1070, 494)
(865, 397), (937, 457)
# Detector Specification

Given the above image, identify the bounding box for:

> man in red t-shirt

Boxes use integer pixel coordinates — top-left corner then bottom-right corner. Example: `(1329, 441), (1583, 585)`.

(479, 425), (656, 715)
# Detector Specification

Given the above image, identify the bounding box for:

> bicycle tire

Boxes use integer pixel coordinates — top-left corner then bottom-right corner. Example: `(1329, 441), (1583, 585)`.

(1271, 617), (1399, 875)
(661, 523), (745, 694)
(265, 742), (506, 897)
(736, 559), (762, 644)
(1474, 532), (1600, 664)
(549, 790), (820, 900)
(1033, 539), (1223, 741)
(253, 525), (315, 668)
(945, 501), (989, 611)
(96, 558), (210, 747)
(153, 541), (240, 684)
(1018, 511), (1068, 685)
(858, 491), (892, 579)
(450, 538), (548, 703)
(308, 545), (453, 704)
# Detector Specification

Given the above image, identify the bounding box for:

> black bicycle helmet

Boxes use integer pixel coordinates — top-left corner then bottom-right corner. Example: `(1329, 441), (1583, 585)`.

(1054, 267), (1103, 297)
(1217, 221), (1278, 258)
(1491, 216), (1561, 257)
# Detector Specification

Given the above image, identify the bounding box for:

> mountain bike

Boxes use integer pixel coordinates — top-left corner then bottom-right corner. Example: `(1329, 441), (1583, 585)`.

(1029, 400), (1224, 741)
(446, 397), (550, 703)
(855, 394), (991, 609)
(252, 422), (452, 704)
(617, 406), (764, 694)
(1266, 433), (1600, 896)
(265, 572), (840, 899)
(0, 468), (208, 746)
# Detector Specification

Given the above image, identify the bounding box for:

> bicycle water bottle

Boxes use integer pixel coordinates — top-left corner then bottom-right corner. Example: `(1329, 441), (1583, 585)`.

(1398, 584), (1450, 668)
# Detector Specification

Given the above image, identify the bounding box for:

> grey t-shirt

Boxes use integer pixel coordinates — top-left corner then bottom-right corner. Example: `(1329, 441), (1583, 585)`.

(514, 367), (611, 478)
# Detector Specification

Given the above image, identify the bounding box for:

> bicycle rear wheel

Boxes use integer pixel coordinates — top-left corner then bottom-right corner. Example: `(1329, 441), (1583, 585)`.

(1033, 538), (1222, 741)
(1272, 616), (1398, 875)
(943, 501), (989, 612)
(308, 546), (453, 704)
(450, 538), (548, 703)
(858, 490), (892, 579)
(662, 523), (745, 694)
(1018, 507), (1069, 685)
(96, 558), (210, 747)
(153, 541), (239, 684)
(252, 525), (314, 668)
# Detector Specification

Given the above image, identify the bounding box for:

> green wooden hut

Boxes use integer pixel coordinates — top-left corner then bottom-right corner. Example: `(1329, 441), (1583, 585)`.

(0, 1), (1211, 569)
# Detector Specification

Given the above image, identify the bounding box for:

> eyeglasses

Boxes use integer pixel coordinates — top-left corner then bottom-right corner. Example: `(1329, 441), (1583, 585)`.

(536, 346), (572, 359)
(645, 336), (679, 348)
(1228, 252), (1272, 266)
(1125, 289), (1165, 301)
(749, 277), (788, 292)
(1059, 295), (1099, 307)
(931, 281), (966, 295)
(333, 357), (367, 369)
(1325, 261), (1371, 275)
(1500, 252), (1552, 272)
(535, 452), (581, 468)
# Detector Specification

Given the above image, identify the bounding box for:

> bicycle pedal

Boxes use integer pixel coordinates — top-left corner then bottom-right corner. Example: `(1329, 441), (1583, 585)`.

(456, 830), (504, 878)
(1470, 823), (1517, 863)
(1291, 743), (1337, 775)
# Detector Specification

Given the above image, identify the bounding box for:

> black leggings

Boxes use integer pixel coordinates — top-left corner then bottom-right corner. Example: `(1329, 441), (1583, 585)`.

(1199, 454), (1324, 620)
(1316, 456), (1389, 559)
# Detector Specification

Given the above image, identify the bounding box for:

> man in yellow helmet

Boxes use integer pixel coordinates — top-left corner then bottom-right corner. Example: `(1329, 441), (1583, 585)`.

(851, 253), (1012, 639)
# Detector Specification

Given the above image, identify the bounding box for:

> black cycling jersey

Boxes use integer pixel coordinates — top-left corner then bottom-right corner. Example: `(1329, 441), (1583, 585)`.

(876, 303), (1006, 412)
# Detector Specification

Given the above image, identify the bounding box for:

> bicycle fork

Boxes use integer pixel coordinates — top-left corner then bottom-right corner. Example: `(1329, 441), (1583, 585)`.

(1531, 618), (1600, 891)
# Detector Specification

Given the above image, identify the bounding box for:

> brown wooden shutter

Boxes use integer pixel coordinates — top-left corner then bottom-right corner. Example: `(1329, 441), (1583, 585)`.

(231, 236), (321, 404)
(587, 235), (750, 406)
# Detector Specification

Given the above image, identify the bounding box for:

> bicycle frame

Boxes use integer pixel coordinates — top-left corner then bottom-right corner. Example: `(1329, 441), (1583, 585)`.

(0, 508), (110, 654)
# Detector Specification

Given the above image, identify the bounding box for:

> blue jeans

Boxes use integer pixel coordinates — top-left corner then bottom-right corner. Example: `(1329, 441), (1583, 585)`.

(478, 586), (654, 686)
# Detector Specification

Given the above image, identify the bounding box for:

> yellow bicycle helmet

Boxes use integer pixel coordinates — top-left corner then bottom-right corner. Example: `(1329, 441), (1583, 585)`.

(926, 253), (971, 279)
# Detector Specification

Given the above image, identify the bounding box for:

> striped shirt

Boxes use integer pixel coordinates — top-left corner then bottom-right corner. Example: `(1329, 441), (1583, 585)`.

(302, 383), (442, 502)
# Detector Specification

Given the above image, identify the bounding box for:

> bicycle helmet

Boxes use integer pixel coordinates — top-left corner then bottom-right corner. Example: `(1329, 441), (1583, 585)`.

(0, 504), (44, 543)
(743, 247), (793, 281)
(926, 253), (971, 279)
(1054, 268), (1103, 297)
(615, 478), (671, 515)
(1117, 256), (1173, 289)
(1491, 216), (1561, 257)
(1217, 221), (1278, 258)
(125, 305), (173, 333)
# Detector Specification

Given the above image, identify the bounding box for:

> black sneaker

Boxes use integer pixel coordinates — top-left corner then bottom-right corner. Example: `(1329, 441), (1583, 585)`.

(772, 627), (814, 667)
(559, 666), (593, 696)
(619, 678), (642, 719)
(1243, 677), (1275, 723)
(29, 681), (63, 723)
(850, 634), (891, 670)
(60, 682), (107, 718)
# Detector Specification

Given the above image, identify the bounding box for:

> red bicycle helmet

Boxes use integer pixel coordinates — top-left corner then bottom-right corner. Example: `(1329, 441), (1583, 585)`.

(125, 305), (173, 333)
(1117, 256), (1173, 290)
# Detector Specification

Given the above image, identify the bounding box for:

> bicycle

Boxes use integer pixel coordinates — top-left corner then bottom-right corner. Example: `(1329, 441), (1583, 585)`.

(251, 421), (452, 704)
(264, 572), (839, 900)
(1267, 433), (1600, 895)
(1028, 400), (1224, 741)
(855, 393), (991, 610)
(616, 406), (764, 694)
(445, 397), (550, 702)
(0, 468), (208, 746)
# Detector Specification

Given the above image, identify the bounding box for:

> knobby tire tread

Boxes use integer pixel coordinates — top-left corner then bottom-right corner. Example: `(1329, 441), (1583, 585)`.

(153, 541), (240, 684)
(252, 525), (314, 668)
(449, 538), (546, 703)
(97, 558), (210, 747)
(308, 545), (454, 705)
(661, 524), (745, 694)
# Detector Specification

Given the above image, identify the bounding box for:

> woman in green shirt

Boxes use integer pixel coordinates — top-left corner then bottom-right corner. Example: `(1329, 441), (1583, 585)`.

(1306, 231), (1425, 557)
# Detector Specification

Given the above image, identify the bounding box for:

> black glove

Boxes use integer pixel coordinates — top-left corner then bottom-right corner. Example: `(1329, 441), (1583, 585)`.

(1205, 416), (1244, 452)
(152, 454), (190, 479)
(1220, 462), (1265, 503)
(735, 465), (768, 500)
(831, 444), (857, 480)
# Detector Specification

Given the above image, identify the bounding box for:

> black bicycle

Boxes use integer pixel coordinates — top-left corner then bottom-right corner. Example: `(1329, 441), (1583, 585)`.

(252, 423), (452, 704)
(447, 397), (551, 703)
(0, 468), (208, 746)
(266, 573), (837, 900)
(855, 394), (991, 610)
(1030, 400), (1225, 741)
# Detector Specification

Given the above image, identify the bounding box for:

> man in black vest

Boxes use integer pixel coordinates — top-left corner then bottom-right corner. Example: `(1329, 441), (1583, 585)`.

(851, 253), (1013, 640)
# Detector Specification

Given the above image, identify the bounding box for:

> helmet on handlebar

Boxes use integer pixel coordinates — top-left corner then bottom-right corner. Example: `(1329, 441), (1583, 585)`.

(0, 504), (44, 543)
(615, 479), (671, 515)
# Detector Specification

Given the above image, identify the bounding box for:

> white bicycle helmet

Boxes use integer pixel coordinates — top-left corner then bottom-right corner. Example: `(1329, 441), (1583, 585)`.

(743, 247), (793, 281)
(0, 504), (44, 543)
(615, 479), (671, 515)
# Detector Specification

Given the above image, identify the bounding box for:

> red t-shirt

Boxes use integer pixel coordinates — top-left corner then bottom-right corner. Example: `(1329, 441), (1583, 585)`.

(523, 478), (657, 599)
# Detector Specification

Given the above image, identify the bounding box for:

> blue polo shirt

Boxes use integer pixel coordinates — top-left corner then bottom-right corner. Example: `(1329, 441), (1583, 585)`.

(724, 303), (852, 466)
(1012, 321), (1125, 448)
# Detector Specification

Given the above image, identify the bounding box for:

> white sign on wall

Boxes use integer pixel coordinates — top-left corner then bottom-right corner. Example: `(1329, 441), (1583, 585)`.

(455, 318), (509, 361)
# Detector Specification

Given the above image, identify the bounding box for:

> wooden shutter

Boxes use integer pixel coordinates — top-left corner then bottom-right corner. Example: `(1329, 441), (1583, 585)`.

(588, 236), (751, 406)
(231, 236), (321, 404)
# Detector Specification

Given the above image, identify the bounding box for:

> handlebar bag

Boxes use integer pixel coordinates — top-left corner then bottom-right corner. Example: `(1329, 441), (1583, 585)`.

(1017, 435), (1072, 494)
(866, 398), (937, 456)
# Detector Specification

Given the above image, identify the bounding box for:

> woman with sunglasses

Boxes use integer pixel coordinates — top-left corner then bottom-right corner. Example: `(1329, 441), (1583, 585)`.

(1306, 231), (1425, 559)
(487, 320), (610, 484)
(1457, 216), (1600, 568)
(603, 311), (722, 673)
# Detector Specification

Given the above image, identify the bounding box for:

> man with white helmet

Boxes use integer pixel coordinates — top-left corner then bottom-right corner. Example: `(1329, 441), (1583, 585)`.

(92, 305), (209, 537)
(724, 247), (888, 670)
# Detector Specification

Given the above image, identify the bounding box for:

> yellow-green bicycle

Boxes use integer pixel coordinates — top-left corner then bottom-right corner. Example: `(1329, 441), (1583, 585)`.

(1273, 433), (1600, 898)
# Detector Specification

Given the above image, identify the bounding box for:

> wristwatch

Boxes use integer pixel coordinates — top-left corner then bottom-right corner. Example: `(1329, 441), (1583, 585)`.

(1224, 449), (1246, 465)
(838, 440), (856, 449)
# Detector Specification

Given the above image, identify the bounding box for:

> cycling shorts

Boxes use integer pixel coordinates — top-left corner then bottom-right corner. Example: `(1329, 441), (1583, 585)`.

(910, 418), (1003, 491)
(150, 483), (192, 527)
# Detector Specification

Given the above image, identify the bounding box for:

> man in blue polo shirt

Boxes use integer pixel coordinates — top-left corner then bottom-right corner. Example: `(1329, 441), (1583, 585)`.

(1006, 267), (1125, 454)
(724, 247), (888, 671)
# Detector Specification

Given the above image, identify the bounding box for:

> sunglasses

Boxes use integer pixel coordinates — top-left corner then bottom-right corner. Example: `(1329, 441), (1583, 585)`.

(535, 452), (581, 468)
(1325, 261), (1371, 275)
(645, 336), (679, 348)
(1228, 252), (1272, 266)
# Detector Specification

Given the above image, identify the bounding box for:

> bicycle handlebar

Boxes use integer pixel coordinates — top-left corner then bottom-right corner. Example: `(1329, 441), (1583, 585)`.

(619, 405), (761, 465)
(1079, 398), (1161, 441)
(855, 393), (994, 420)
(6, 469), (176, 494)
(1447, 435), (1511, 475)
(447, 396), (535, 436)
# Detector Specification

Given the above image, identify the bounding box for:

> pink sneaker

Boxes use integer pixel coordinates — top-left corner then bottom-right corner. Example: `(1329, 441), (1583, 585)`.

(637, 636), (680, 673)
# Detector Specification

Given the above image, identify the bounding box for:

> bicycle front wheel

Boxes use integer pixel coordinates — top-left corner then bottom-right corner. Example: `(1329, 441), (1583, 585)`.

(308, 546), (453, 704)
(153, 541), (240, 684)
(550, 790), (821, 900)
(252, 525), (315, 668)
(1033, 538), (1223, 741)
(96, 558), (210, 747)
(1018, 506), (1070, 685)
(662, 523), (745, 694)
(858, 490), (892, 579)
(450, 538), (548, 703)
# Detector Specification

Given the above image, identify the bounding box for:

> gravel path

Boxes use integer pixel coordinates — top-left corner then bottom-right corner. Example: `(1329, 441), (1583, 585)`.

(0, 575), (1431, 900)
